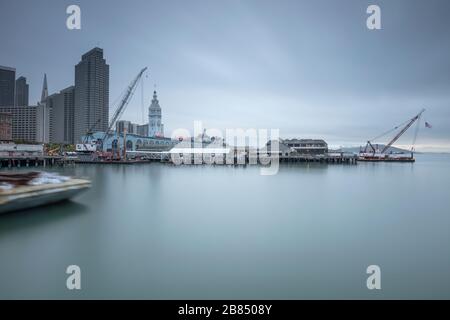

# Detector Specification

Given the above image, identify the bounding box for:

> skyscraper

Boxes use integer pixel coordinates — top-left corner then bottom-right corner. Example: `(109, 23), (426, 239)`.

(47, 86), (75, 144)
(36, 74), (52, 143)
(15, 76), (29, 106)
(74, 47), (109, 143)
(148, 90), (164, 137)
(0, 65), (15, 107)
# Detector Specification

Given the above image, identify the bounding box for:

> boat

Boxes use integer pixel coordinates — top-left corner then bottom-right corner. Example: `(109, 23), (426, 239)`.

(0, 171), (91, 214)
(358, 109), (425, 163)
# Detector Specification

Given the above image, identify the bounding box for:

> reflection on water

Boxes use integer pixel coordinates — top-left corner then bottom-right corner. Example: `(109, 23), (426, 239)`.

(0, 154), (450, 299)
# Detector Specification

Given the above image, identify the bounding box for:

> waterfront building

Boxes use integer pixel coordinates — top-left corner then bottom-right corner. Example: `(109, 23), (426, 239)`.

(0, 66), (15, 107)
(82, 131), (176, 153)
(74, 47), (109, 143)
(148, 91), (164, 137)
(0, 112), (12, 141)
(47, 86), (75, 144)
(282, 139), (328, 155)
(15, 76), (29, 106)
(261, 140), (293, 156)
(0, 106), (37, 142)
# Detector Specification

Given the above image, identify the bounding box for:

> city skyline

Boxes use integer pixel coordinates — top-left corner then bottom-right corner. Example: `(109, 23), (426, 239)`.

(1, 0), (450, 151)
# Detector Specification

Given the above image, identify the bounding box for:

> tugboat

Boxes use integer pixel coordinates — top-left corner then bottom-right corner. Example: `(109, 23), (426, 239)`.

(358, 109), (425, 163)
(0, 171), (90, 214)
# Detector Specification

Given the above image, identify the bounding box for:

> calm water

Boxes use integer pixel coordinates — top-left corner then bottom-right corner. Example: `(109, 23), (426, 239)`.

(1, 154), (450, 299)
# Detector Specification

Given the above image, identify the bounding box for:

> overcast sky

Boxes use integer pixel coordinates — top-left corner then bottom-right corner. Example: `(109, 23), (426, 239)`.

(1, 0), (449, 150)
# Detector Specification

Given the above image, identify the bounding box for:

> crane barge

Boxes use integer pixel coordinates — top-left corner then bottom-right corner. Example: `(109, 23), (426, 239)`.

(358, 109), (425, 162)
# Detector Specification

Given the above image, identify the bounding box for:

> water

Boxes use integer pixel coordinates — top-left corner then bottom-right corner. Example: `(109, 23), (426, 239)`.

(1, 154), (450, 299)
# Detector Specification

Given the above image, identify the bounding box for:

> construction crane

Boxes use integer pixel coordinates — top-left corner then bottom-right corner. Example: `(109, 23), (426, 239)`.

(75, 118), (102, 153)
(98, 67), (148, 154)
(360, 109), (425, 162)
(380, 109), (425, 154)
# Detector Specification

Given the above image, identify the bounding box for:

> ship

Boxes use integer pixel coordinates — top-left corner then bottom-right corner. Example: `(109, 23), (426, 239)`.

(358, 109), (425, 163)
(0, 171), (90, 214)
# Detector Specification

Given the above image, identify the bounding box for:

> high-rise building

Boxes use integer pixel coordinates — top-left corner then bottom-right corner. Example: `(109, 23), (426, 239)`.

(74, 47), (109, 143)
(36, 74), (52, 143)
(0, 66), (15, 107)
(15, 76), (29, 106)
(47, 86), (75, 144)
(148, 91), (164, 137)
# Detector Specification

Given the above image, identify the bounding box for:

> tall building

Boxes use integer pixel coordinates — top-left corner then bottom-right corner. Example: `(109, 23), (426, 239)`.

(36, 74), (52, 143)
(148, 90), (164, 137)
(74, 47), (109, 143)
(15, 76), (29, 106)
(0, 66), (15, 107)
(47, 86), (75, 144)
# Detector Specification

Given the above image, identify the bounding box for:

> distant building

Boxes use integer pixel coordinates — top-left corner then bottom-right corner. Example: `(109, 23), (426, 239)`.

(116, 120), (132, 135)
(116, 120), (143, 135)
(0, 106), (37, 142)
(74, 47), (109, 143)
(47, 86), (75, 144)
(137, 123), (149, 137)
(0, 112), (12, 141)
(0, 66), (15, 107)
(15, 76), (29, 106)
(130, 123), (138, 135)
(148, 91), (164, 137)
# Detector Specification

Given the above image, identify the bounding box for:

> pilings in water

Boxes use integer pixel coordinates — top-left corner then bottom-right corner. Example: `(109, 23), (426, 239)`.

(0, 156), (76, 169)
(167, 152), (358, 165)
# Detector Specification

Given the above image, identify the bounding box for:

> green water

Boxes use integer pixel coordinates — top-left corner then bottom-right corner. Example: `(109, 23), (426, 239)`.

(1, 154), (450, 299)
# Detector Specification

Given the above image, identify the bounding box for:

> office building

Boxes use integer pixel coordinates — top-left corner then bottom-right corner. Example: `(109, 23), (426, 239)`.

(15, 76), (29, 106)
(74, 47), (109, 143)
(0, 106), (37, 142)
(47, 86), (75, 144)
(0, 66), (15, 107)
(137, 123), (149, 137)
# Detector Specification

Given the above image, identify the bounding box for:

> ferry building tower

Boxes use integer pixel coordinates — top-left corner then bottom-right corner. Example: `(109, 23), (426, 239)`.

(148, 90), (164, 137)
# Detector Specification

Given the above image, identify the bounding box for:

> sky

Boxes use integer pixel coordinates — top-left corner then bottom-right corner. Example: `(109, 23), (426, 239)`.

(1, 0), (450, 151)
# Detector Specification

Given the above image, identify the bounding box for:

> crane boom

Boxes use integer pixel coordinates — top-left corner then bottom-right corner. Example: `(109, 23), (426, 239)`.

(101, 67), (148, 144)
(380, 109), (425, 154)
